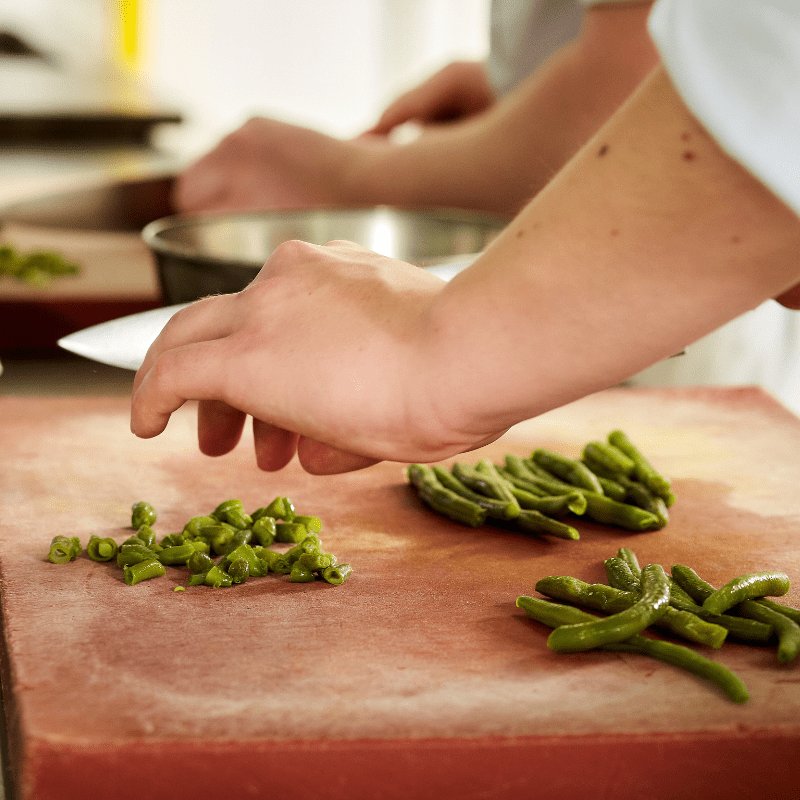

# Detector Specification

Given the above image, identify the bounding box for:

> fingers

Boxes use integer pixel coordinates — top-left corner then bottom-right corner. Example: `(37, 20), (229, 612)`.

(133, 294), (237, 394)
(131, 338), (232, 438)
(252, 418), (299, 471)
(198, 400), (246, 456)
(296, 437), (380, 475)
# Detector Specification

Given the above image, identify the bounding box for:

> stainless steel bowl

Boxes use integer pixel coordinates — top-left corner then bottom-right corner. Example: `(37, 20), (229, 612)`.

(142, 207), (507, 304)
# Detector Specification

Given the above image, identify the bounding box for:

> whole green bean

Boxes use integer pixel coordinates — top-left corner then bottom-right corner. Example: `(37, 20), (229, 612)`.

(532, 449), (604, 494)
(733, 600), (800, 664)
(510, 485), (587, 517)
(131, 501), (157, 529)
(607, 430), (675, 506)
(407, 464), (487, 527)
(669, 565), (774, 643)
(583, 494), (661, 532)
(604, 557), (641, 591)
(452, 461), (520, 519)
(536, 576), (727, 649)
(595, 477), (627, 502)
(616, 547), (641, 575)
(515, 510), (580, 541)
(516, 596), (748, 703)
(546, 564), (671, 652)
(123, 557), (166, 586)
(433, 466), (518, 520)
(582, 441), (636, 477)
(702, 571), (791, 615)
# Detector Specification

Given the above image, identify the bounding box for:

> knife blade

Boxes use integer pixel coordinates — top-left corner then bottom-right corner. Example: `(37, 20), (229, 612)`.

(57, 303), (191, 371)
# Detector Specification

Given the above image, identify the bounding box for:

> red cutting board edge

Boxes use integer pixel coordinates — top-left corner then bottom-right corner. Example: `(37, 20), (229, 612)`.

(1, 387), (799, 800)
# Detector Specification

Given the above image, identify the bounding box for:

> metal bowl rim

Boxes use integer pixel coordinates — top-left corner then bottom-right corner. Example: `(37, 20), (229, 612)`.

(141, 204), (508, 269)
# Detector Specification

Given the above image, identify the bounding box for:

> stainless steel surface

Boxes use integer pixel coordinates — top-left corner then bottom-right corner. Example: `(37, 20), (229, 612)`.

(143, 207), (507, 304)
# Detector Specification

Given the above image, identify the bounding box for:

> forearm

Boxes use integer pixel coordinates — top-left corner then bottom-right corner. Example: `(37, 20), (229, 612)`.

(422, 67), (800, 444)
(348, 3), (658, 215)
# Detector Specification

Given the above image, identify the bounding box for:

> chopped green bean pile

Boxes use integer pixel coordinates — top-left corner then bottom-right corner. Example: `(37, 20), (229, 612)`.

(517, 548), (800, 704)
(0, 244), (80, 287)
(46, 497), (352, 589)
(407, 430), (673, 540)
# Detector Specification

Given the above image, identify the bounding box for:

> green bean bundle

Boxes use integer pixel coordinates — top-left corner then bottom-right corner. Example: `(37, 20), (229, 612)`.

(517, 547), (800, 704)
(406, 429), (673, 541)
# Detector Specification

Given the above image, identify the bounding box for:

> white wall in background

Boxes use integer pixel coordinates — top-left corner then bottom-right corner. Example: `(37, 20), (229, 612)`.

(140, 0), (490, 157)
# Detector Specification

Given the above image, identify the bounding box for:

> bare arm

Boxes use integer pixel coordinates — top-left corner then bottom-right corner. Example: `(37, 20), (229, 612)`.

(132, 67), (800, 474)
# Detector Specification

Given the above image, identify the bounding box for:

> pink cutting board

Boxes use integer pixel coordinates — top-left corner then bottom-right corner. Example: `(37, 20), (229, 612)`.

(1, 387), (798, 799)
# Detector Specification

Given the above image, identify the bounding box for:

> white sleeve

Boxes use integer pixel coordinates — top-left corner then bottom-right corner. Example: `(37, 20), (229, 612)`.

(648, 0), (800, 217)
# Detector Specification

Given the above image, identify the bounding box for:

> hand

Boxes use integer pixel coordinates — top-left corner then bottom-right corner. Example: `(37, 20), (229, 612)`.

(364, 60), (494, 136)
(776, 283), (800, 309)
(172, 117), (367, 213)
(130, 241), (505, 474)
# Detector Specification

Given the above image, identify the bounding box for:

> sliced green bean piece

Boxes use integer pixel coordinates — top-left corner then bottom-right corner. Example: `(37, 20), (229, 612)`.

(262, 496), (296, 521)
(607, 430), (675, 506)
(546, 564), (671, 652)
(123, 557), (166, 586)
(135, 524), (157, 549)
(275, 522), (309, 544)
(187, 551), (214, 575)
(86, 536), (118, 563)
(298, 552), (336, 572)
(289, 563), (315, 583)
(532, 449), (604, 494)
(515, 510), (580, 541)
(407, 464), (486, 528)
(204, 564), (233, 588)
(182, 515), (217, 538)
(157, 543), (195, 566)
(322, 563), (352, 585)
(227, 558), (249, 585)
(251, 516), (276, 547)
(293, 515), (323, 534)
(116, 546), (158, 568)
(433, 466), (517, 520)
(702, 571), (791, 615)
(224, 543), (263, 576)
(48, 535), (81, 564)
(187, 573), (207, 586)
(516, 596), (748, 703)
(131, 501), (157, 529)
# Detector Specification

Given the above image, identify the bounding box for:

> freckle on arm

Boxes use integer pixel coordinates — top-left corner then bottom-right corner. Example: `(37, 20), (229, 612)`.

(597, 144), (609, 157)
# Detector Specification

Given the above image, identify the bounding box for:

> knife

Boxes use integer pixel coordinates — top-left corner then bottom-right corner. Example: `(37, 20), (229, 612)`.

(56, 258), (475, 371)
(58, 303), (191, 371)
